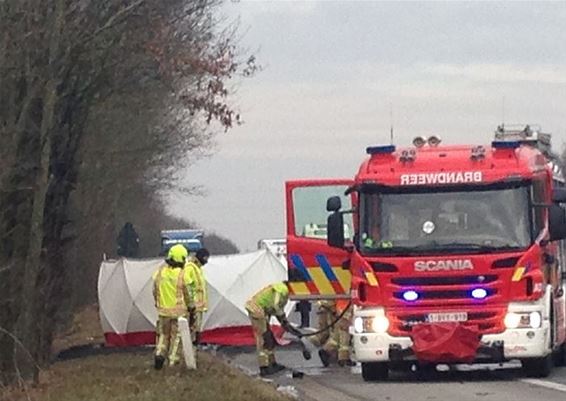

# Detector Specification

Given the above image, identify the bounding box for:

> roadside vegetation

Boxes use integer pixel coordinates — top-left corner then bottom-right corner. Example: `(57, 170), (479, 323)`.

(0, 0), (256, 385)
(2, 352), (290, 401)
(2, 305), (289, 401)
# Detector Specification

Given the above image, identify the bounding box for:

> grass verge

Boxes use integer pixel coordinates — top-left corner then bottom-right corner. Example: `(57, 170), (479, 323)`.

(2, 305), (291, 401)
(3, 351), (291, 401)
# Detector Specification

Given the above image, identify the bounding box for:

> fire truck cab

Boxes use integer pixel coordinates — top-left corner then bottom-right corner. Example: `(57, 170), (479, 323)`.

(285, 126), (566, 380)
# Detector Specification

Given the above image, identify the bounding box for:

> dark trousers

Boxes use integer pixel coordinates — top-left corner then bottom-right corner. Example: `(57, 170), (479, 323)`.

(296, 300), (311, 328)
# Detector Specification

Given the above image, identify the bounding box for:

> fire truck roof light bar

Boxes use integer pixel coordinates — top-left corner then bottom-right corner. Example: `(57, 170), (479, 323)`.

(492, 140), (520, 149)
(366, 145), (396, 155)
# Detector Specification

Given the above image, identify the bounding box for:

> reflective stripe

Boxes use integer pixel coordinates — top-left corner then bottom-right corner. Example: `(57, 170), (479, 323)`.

(158, 306), (187, 317)
(288, 253), (352, 296)
(175, 271), (185, 307)
(185, 261), (208, 311)
(364, 271), (379, 287)
(512, 267), (526, 282)
(169, 332), (182, 365)
(245, 300), (265, 318)
(154, 266), (165, 308)
(273, 291), (283, 316)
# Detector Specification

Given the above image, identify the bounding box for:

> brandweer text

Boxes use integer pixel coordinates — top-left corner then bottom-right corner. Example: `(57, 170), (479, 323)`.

(400, 171), (483, 186)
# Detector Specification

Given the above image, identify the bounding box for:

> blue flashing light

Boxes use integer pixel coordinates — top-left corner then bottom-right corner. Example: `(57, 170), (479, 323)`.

(402, 290), (419, 302)
(471, 288), (488, 300)
(492, 140), (520, 149)
(366, 145), (396, 155)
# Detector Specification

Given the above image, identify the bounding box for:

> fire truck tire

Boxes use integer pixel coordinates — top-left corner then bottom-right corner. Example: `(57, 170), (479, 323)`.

(521, 355), (552, 378)
(361, 362), (389, 381)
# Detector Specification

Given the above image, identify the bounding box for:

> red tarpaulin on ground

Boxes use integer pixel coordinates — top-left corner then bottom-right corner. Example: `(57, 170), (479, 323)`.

(411, 323), (480, 363)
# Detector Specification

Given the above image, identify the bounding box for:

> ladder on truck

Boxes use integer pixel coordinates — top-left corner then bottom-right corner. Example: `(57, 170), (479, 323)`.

(495, 124), (564, 183)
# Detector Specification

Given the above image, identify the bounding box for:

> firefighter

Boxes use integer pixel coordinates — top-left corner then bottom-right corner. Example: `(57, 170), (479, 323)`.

(295, 300), (311, 328)
(318, 299), (354, 367)
(185, 248), (210, 345)
(310, 300), (336, 348)
(152, 244), (192, 369)
(245, 282), (303, 376)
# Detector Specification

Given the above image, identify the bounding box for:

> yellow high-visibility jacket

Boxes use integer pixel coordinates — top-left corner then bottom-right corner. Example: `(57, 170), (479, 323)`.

(246, 282), (289, 318)
(152, 265), (191, 317)
(184, 259), (208, 312)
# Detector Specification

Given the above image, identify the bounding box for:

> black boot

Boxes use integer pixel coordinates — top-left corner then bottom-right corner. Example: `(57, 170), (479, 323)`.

(154, 355), (165, 370)
(259, 366), (271, 377)
(260, 365), (281, 377)
(318, 349), (330, 367)
(271, 362), (286, 372)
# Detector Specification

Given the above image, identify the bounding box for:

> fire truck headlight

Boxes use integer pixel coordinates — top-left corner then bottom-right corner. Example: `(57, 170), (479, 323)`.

(354, 315), (390, 334)
(504, 311), (542, 329)
(504, 312), (521, 329)
(371, 315), (390, 333)
(529, 312), (541, 329)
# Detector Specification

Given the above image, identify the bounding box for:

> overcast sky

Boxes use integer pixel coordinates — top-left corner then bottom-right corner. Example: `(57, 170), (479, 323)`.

(169, 0), (566, 252)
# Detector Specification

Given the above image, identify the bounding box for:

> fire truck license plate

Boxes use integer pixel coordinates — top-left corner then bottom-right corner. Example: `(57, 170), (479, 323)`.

(427, 312), (468, 323)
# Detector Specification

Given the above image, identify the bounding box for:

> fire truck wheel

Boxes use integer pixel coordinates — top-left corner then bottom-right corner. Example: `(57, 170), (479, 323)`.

(521, 355), (552, 378)
(361, 362), (389, 381)
(389, 361), (413, 372)
(414, 362), (437, 379)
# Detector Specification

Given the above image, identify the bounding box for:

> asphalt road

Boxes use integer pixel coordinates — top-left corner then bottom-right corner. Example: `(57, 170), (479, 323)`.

(215, 308), (566, 400)
(223, 346), (566, 401)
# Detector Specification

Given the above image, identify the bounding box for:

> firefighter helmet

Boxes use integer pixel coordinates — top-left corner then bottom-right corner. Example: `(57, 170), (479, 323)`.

(167, 244), (188, 267)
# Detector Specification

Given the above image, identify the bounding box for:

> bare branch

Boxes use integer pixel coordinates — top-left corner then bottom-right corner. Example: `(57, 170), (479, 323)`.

(83, 0), (147, 44)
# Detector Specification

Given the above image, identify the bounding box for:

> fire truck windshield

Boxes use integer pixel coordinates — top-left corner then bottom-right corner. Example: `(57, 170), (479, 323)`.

(359, 184), (531, 255)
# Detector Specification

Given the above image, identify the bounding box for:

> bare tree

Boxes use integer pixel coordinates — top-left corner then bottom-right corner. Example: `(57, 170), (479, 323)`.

(0, 0), (255, 383)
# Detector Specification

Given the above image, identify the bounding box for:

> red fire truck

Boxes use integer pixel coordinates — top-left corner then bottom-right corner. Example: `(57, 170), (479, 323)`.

(285, 125), (566, 380)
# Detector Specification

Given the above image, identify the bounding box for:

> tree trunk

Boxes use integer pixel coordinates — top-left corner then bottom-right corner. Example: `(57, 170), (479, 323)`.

(14, 79), (57, 382)
(13, 0), (66, 382)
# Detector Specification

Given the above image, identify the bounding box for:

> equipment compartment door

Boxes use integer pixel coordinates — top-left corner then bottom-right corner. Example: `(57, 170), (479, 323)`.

(286, 179), (354, 299)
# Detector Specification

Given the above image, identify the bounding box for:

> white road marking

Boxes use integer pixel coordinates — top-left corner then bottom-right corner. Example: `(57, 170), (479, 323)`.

(520, 379), (566, 393)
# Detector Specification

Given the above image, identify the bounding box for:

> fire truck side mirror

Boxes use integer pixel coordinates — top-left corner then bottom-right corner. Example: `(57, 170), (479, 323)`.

(552, 188), (566, 203)
(327, 212), (345, 248)
(548, 204), (566, 241)
(327, 196), (342, 212)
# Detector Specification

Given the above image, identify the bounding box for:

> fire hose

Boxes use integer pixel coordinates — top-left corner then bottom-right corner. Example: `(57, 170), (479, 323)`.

(286, 301), (353, 361)
(263, 301), (353, 361)
(296, 301), (352, 338)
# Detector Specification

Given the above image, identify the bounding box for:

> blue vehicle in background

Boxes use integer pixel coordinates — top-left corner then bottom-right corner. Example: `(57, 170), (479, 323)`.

(160, 229), (204, 256)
